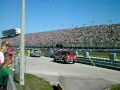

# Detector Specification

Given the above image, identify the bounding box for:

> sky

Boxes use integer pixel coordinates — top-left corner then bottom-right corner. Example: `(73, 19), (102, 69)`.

(0, 0), (120, 37)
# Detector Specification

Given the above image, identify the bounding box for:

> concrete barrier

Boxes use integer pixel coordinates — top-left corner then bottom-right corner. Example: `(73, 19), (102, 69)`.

(51, 82), (64, 90)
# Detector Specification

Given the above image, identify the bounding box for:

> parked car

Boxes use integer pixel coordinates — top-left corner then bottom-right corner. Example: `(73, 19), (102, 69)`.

(53, 50), (78, 64)
(30, 49), (40, 57)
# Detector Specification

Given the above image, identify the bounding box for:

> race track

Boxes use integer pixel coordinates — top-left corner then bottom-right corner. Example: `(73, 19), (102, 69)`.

(26, 56), (120, 90)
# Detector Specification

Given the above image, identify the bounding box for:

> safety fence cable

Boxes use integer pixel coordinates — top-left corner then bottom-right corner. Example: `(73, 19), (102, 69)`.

(89, 57), (103, 78)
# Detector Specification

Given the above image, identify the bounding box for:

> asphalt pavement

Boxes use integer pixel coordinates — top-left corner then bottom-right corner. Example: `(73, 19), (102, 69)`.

(25, 56), (120, 90)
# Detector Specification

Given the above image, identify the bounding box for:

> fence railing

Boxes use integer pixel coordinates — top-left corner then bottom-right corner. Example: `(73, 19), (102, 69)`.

(13, 55), (20, 74)
(7, 73), (17, 90)
(77, 57), (120, 71)
(6, 55), (20, 90)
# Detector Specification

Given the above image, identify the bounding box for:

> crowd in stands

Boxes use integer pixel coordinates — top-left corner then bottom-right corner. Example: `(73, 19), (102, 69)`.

(2, 24), (120, 48)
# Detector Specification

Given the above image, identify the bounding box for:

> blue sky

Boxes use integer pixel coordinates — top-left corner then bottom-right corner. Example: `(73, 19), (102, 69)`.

(0, 0), (120, 37)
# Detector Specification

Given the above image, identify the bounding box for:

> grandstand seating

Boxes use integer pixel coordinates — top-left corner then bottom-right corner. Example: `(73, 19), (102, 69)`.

(2, 24), (120, 48)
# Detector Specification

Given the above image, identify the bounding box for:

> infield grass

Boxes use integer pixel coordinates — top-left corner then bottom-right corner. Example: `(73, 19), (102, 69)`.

(14, 73), (53, 90)
(110, 84), (120, 90)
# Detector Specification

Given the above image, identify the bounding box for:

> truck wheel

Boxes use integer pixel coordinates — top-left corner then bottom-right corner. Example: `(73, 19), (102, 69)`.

(62, 59), (66, 64)
(73, 60), (75, 64)
(53, 58), (56, 62)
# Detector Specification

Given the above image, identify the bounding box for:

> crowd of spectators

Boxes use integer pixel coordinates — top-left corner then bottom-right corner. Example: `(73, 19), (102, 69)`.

(2, 24), (120, 48)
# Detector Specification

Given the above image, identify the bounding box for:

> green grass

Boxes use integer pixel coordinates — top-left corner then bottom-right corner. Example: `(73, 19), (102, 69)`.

(14, 73), (53, 90)
(110, 84), (120, 90)
(78, 52), (120, 60)
(89, 52), (120, 60)
(40, 50), (47, 56)
(89, 52), (109, 58)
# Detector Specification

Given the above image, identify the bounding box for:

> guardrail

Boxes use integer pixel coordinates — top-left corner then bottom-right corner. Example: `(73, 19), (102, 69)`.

(7, 73), (17, 90)
(77, 57), (120, 71)
(13, 55), (20, 74)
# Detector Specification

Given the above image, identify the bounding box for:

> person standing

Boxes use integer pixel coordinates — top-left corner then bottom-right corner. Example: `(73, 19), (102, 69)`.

(0, 44), (8, 66)
(6, 44), (15, 59)
(0, 52), (14, 90)
(0, 41), (14, 90)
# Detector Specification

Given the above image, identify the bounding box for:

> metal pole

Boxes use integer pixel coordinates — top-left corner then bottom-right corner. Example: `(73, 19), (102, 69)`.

(20, 0), (25, 85)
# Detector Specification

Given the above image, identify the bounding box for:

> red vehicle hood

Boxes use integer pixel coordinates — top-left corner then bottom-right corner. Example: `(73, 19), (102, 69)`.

(66, 55), (78, 60)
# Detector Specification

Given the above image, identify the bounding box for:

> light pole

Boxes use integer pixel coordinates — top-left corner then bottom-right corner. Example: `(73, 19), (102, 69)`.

(20, 0), (25, 85)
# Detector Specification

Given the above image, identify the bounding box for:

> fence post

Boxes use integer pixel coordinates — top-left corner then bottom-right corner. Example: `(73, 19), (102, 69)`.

(75, 50), (78, 56)
(109, 53), (116, 60)
(49, 48), (54, 57)
(83, 51), (89, 58)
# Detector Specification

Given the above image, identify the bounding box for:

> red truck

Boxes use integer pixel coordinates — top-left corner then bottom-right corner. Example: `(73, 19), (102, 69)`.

(53, 50), (78, 64)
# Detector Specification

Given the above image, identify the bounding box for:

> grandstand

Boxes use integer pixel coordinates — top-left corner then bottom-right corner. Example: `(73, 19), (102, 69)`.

(2, 28), (20, 38)
(1, 24), (120, 49)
